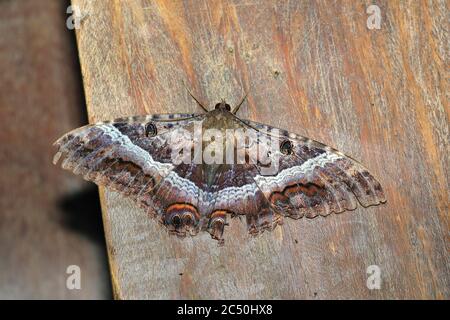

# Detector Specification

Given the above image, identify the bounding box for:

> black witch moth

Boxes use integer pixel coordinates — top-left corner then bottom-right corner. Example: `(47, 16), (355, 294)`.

(53, 99), (386, 244)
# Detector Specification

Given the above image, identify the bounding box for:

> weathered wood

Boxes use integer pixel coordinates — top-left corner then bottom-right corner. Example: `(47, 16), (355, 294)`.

(0, 0), (110, 298)
(73, 0), (448, 299)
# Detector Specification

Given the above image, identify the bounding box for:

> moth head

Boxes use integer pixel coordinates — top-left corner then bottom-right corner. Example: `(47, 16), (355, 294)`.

(214, 100), (231, 112)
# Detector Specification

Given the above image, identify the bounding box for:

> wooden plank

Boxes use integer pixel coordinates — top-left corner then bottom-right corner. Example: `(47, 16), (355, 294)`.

(0, 0), (111, 298)
(72, 0), (449, 299)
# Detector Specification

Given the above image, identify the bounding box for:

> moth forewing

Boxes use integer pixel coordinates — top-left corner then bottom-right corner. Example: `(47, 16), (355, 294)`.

(225, 129), (236, 165)
(234, 128), (258, 165)
(258, 128), (281, 176)
(169, 126), (193, 165)
(192, 121), (203, 165)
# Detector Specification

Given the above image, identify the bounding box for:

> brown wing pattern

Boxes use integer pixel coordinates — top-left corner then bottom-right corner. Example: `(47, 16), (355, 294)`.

(53, 113), (203, 217)
(240, 119), (386, 220)
(198, 164), (283, 243)
(53, 112), (385, 244)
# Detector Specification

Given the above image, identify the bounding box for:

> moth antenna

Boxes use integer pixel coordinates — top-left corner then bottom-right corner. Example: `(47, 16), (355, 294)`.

(232, 91), (248, 115)
(182, 81), (208, 113)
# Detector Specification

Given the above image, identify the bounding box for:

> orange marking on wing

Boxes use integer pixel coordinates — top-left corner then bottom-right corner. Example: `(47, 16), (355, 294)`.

(166, 203), (200, 220)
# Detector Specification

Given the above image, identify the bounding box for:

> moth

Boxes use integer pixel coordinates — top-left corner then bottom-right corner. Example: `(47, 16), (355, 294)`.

(53, 97), (386, 244)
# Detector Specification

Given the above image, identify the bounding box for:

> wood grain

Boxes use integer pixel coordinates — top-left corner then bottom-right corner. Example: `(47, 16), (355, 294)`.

(72, 0), (449, 299)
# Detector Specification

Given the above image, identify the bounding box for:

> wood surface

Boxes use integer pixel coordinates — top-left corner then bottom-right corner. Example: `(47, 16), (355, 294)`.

(0, 0), (111, 298)
(72, 0), (448, 299)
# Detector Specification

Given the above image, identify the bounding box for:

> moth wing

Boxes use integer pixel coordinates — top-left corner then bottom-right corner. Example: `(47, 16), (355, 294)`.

(53, 113), (205, 222)
(202, 163), (284, 241)
(239, 118), (386, 219)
